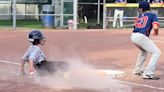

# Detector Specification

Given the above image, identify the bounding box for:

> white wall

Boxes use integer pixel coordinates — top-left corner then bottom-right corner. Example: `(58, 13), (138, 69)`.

(0, 4), (11, 19)
(0, 4), (38, 20)
(16, 4), (25, 19)
(25, 4), (39, 19)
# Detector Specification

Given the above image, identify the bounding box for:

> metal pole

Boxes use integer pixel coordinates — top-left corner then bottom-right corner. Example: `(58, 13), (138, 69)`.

(52, 0), (54, 5)
(97, 0), (100, 24)
(13, 0), (16, 30)
(103, 0), (106, 29)
(10, 0), (12, 20)
(73, 0), (78, 29)
(60, 0), (64, 27)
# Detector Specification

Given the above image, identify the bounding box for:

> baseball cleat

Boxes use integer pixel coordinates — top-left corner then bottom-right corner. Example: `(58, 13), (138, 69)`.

(133, 71), (144, 76)
(143, 75), (160, 80)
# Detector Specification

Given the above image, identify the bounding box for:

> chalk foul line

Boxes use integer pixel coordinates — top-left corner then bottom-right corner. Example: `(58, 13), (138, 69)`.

(0, 60), (20, 65)
(118, 80), (164, 91)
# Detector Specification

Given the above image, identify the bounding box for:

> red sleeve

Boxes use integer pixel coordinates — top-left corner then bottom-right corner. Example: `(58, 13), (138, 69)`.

(152, 21), (160, 27)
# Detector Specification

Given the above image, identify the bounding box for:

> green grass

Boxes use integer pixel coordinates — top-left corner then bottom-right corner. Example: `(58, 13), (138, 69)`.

(0, 19), (133, 29)
(17, 20), (42, 29)
(1, 19), (164, 29)
(0, 19), (97, 29)
(0, 20), (42, 29)
(0, 20), (13, 26)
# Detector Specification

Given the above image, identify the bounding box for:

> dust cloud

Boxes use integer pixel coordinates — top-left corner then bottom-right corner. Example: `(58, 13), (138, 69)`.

(34, 58), (131, 92)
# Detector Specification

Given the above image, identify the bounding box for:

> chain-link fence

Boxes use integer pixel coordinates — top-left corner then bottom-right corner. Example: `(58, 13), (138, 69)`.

(104, 3), (164, 29)
(0, 0), (77, 29)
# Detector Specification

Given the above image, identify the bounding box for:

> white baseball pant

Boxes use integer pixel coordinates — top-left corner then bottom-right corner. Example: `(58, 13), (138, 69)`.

(113, 9), (124, 28)
(131, 33), (161, 76)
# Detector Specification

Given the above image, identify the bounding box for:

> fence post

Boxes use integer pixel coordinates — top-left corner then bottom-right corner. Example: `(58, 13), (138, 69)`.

(13, 0), (16, 30)
(73, 0), (78, 29)
(103, 0), (106, 29)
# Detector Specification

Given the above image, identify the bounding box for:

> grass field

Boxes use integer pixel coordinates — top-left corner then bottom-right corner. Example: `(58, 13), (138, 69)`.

(1, 19), (164, 29)
(0, 19), (101, 29)
(0, 20), (42, 29)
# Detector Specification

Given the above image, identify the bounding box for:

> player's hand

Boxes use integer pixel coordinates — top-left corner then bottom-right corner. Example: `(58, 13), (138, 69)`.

(153, 28), (159, 36)
(153, 32), (158, 36)
(29, 71), (36, 78)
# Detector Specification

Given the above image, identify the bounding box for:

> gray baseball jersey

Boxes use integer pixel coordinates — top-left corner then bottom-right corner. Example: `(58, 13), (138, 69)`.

(22, 45), (46, 64)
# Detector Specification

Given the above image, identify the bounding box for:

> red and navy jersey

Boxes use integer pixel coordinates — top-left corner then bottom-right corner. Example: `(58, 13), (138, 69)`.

(133, 12), (160, 36)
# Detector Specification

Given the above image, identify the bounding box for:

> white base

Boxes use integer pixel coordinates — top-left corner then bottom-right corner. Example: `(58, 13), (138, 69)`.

(96, 69), (125, 77)
(63, 69), (125, 78)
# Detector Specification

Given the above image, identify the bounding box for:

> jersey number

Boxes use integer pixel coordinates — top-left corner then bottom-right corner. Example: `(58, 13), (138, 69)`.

(135, 16), (148, 28)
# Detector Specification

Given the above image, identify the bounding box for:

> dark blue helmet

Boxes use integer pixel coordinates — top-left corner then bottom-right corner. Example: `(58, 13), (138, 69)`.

(28, 30), (44, 42)
(139, 1), (150, 11)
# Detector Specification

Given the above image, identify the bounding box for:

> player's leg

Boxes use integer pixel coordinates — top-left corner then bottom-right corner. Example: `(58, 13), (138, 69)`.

(35, 60), (69, 76)
(141, 39), (161, 79)
(131, 33), (161, 79)
(113, 9), (118, 28)
(35, 60), (52, 75)
(131, 33), (147, 75)
(133, 47), (147, 75)
(119, 10), (124, 28)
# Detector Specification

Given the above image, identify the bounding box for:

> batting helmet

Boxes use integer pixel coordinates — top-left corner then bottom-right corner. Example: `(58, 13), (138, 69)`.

(28, 30), (45, 42)
(139, 1), (150, 11)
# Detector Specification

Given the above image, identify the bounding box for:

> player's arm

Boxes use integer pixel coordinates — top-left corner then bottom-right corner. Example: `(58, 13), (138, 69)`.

(28, 59), (35, 76)
(20, 52), (28, 75)
(153, 23), (159, 36)
(20, 60), (26, 75)
(152, 14), (160, 36)
(28, 48), (40, 77)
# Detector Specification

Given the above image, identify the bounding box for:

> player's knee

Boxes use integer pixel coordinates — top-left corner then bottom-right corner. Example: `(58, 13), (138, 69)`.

(157, 50), (161, 56)
(139, 50), (147, 56)
(153, 49), (161, 57)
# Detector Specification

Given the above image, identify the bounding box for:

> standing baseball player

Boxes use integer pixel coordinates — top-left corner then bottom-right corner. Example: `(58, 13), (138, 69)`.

(131, 1), (161, 80)
(20, 30), (68, 77)
(113, 0), (127, 28)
